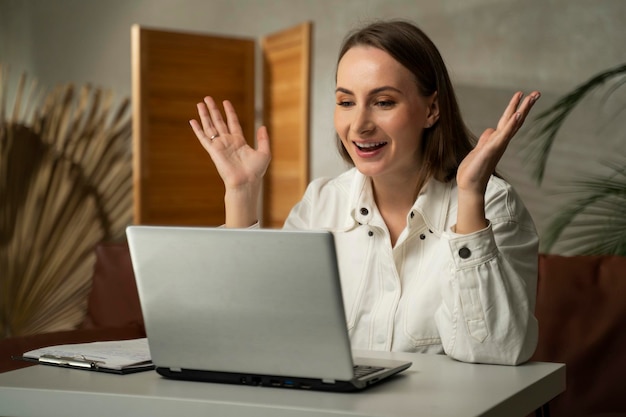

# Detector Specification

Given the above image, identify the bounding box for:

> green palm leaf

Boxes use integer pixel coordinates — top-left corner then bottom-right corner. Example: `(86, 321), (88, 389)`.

(541, 164), (626, 256)
(523, 62), (626, 256)
(525, 63), (626, 184)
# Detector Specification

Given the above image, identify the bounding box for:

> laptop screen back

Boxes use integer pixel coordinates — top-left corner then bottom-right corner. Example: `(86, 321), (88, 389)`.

(126, 226), (356, 381)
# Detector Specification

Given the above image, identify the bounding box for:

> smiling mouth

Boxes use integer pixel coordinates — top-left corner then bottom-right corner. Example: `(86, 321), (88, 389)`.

(354, 141), (387, 151)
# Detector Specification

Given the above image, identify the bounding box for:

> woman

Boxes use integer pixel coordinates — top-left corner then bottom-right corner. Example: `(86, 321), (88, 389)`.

(190, 20), (541, 365)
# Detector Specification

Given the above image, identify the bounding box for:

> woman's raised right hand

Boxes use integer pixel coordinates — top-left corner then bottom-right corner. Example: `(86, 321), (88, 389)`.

(189, 96), (271, 227)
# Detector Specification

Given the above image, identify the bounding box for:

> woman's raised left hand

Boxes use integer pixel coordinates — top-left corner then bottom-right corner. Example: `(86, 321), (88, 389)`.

(454, 91), (540, 234)
(456, 91), (541, 196)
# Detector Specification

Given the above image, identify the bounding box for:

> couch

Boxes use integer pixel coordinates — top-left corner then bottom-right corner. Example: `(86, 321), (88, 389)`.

(1, 242), (625, 416)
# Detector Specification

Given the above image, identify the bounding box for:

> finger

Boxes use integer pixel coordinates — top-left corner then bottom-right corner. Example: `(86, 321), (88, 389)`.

(481, 113), (519, 150)
(516, 91), (541, 122)
(497, 91), (523, 130)
(222, 100), (244, 136)
(196, 101), (215, 134)
(204, 96), (229, 135)
(256, 126), (271, 157)
(508, 91), (541, 136)
(190, 119), (212, 151)
(496, 111), (524, 148)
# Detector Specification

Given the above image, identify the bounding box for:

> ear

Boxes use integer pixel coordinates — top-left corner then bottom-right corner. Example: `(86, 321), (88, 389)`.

(425, 92), (440, 128)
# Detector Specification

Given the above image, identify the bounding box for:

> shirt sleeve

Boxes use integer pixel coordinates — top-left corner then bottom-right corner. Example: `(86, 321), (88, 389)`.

(282, 176), (343, 230)
(283, 197), (312, 230)
(434, 185), (539, 365)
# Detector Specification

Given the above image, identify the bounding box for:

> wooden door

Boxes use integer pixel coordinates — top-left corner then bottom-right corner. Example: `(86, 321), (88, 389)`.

(131, 25), (255, 226)
(261, 22), (312, 228)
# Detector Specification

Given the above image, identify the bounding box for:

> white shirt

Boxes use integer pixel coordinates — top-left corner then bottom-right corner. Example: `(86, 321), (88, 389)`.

(283, 168), (539, 365)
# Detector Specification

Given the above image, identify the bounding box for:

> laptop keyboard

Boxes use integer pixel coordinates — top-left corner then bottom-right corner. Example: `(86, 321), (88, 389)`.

(353, 365), (384, 379)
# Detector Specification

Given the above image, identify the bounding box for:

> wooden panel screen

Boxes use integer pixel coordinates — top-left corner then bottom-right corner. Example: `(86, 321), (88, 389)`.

(261, 22), (312, 228)
(131, 25), (255, 226)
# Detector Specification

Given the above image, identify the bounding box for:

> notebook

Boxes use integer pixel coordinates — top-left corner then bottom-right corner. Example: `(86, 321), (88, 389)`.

(19, 338), (153, 374)
(126, 226), (412, 392)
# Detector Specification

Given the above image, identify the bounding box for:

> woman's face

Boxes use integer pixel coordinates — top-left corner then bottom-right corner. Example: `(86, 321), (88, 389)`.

(334, 46), (438, 183)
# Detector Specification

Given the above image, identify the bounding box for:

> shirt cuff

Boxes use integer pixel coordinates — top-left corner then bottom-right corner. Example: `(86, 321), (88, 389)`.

(445, 221), (497, 269)
(217, 222), (260, 229)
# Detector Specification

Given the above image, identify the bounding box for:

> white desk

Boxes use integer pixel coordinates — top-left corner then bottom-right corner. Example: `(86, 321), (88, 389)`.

(0, 350), (564, 417)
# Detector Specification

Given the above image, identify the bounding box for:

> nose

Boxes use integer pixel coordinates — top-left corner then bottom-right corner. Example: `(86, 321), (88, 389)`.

(351, 106), (375, 135)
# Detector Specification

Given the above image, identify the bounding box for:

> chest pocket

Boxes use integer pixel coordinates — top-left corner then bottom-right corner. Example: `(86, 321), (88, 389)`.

(399, 233), (447, 349)
(333, 227), (376, 331)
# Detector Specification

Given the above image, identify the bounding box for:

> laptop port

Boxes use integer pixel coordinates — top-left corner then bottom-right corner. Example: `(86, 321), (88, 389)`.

(282, 379), (295, 387)
(251, 376), (262, 386)
(270, 379), (281, 387)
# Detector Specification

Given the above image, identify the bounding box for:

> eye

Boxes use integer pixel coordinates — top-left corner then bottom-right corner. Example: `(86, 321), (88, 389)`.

(337, 100), (354, 108)
(375, 100), (395, 109)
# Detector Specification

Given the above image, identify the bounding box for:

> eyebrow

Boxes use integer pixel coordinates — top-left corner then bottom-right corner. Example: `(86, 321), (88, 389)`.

(335, 86), (403, 95)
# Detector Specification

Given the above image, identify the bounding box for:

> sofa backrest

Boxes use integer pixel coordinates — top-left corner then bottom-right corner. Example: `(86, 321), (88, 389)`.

(532, 254), (626, 417)
(80, 241), (144, 329)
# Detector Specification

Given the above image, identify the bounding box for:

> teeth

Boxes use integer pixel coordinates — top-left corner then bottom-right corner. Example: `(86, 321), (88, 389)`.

(356, 142), (385, 149)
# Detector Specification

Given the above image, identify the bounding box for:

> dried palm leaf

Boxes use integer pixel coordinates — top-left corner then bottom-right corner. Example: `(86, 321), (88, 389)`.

(0, 64), (132, 338)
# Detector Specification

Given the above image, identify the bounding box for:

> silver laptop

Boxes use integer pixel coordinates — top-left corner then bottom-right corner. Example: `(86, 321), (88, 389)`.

(126, 226), (411, 392)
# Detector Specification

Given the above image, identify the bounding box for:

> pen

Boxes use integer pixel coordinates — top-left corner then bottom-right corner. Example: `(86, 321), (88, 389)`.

(39, 354), (101, 369)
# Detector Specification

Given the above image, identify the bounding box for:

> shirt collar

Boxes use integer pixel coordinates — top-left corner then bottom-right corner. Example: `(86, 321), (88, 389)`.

(412, 178), (452, 236)
(348, 169), (452, 235)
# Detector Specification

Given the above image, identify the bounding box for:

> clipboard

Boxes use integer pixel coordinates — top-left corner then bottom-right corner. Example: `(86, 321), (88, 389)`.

(16, 338), (154, 375)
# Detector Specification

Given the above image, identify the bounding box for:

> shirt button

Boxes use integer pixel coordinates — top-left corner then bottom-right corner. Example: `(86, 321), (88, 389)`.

(360, 207), (369, 216)
(410, 211), (415, 219)
(376, 334), (386, 344)
(459, 247), (471, 259)
(368, 230), (373, 237)
(420, 234), (426, 240)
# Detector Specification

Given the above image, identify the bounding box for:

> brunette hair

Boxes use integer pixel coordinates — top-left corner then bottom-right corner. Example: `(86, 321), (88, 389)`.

(336, 20), (476, 191)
